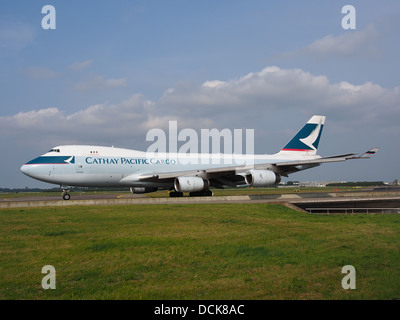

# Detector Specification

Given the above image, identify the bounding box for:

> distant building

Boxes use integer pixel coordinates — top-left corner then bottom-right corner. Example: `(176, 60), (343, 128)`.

(391, 179), (400, 186)
(299, 181), (327, 188)
(280, 180), (348, 188)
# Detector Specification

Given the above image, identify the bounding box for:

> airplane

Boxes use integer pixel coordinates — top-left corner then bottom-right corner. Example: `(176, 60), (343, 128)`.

(20, 115), (379, 200)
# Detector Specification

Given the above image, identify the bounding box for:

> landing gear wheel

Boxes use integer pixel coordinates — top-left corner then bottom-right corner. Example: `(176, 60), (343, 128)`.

(62, 188), (71, 200)
(189, 189), (213, 197)
(169, 191), (184, 197)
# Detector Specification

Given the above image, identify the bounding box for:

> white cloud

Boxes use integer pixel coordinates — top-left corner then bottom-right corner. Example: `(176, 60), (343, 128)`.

(282, 24), (380, 59)
(201, 80), (226, 89)
(0, 21), (35, 55)
(305, 24), (379, 56)
(156, 66), (400, 138)
(22, 66), (60, 79)
(3, 94), (146, 130)
(68, 59), (93, 72)
(75, 74), (127, 91)
(1, 66), (400, 150)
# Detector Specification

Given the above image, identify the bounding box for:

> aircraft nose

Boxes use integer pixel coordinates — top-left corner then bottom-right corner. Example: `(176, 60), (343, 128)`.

(20, 164), (30, 176)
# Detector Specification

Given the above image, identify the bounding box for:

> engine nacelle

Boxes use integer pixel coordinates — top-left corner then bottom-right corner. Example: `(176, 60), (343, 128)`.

(174, 177), (209, 192)
(245, 170), (281, 187)
(130, 187), (158, 194)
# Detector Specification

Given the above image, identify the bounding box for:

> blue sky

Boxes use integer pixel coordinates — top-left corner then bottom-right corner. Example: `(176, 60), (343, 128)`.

(1, 1), (400, 188)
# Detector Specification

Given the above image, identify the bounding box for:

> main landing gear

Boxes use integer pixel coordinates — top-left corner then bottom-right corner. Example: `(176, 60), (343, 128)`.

(61, 188), (71, 200)
(169, 189), (213, 197)
(169, 191), (183, 197)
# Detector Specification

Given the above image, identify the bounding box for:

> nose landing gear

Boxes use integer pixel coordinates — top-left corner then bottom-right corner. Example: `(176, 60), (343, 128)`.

(61, 188), (71, 200)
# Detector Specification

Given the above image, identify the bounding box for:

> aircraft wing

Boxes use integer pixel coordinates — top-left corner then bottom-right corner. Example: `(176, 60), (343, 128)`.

(273, 148), (379, 176)
(135, 147), (379, 185)
(138, 166), (246, 181)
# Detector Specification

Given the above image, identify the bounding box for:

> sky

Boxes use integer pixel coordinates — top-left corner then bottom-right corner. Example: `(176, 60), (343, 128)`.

(1, 0), (400, 188)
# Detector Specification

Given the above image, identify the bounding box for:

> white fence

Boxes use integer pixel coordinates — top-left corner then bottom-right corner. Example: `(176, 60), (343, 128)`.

(306, 207), (400, 214)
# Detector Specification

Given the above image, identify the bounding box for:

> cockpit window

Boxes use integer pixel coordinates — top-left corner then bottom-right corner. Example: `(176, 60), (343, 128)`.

(48, 148), (60, 153)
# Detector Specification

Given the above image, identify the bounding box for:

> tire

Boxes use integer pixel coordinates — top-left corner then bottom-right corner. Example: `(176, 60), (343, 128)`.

(169, 191), (183, 197)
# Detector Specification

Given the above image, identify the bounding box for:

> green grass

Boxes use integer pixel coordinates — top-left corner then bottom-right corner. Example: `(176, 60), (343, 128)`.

(1, 203), (400, 300)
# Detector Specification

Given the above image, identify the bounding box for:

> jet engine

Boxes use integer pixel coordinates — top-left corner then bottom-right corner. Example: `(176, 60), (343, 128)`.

(174, 177), (209, 192)
(245, 169), (281, 187)
(130, 187), (158, 194)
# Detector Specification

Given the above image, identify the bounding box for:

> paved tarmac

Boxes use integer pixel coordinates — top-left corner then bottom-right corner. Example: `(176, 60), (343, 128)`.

(0, 193), (145, 202)
(1, 190), (400, 212)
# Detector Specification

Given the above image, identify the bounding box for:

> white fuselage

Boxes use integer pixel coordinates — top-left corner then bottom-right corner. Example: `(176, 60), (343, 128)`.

(20, 145), (319, 188)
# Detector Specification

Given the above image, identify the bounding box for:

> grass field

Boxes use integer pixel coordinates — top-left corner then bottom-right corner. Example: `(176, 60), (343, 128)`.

(1, 203), (400, 300)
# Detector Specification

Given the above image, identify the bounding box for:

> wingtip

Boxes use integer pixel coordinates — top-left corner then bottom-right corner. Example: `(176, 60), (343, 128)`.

(354, 147), (379, 159)
(365, 147), (379, 155)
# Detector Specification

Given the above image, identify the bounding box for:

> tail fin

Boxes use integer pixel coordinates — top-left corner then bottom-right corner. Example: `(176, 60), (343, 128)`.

(278, 115), (326, 156)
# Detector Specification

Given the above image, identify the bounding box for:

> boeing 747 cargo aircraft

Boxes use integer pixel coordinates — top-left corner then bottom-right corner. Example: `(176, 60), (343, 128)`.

(20, 116), (378, 199)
